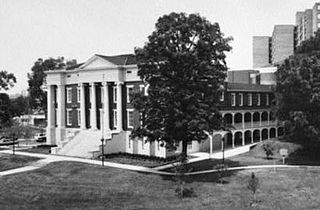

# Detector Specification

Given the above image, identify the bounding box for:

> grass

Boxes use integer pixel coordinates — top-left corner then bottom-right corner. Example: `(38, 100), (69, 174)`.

(0, 154), (41, 171)
(0, 161), (319, 209)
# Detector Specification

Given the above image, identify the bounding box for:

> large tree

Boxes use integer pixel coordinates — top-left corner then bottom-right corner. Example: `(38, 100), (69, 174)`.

(131, 12), (232, 157)
(275, 37), (320, 141)
(27, 57), (67, 111)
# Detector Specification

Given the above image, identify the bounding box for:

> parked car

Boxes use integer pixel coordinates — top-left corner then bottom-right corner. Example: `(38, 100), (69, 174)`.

(35, 133), (46, 143)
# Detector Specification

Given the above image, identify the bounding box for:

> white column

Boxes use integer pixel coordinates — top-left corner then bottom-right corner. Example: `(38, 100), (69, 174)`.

(251, 112), (254, 127)
(79, 83), (86, 129)
(242, 132), (245, 146)
(102, 82), (110, 134)
(259, 112), (262, 127)
(251, 131), (254, 144)
(231, 132), (235, 148)
(46, 85), (56, 144)
(56, 84), (66, 143)
(90, 82), (97, 130)
(116, 82), (123, 131)
(242, 113), (245, 129)
(231, 113), (235, 125)
(268, 112), (270, 125)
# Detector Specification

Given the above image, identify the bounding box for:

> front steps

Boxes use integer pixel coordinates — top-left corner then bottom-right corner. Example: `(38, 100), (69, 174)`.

(57, 130), (110, 158)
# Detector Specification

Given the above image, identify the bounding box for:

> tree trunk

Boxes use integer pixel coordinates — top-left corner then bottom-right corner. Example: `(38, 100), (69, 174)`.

(181, 140), (188, 162)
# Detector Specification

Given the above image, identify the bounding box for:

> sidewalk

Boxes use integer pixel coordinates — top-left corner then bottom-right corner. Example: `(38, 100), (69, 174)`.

(0, 150), (172, 177)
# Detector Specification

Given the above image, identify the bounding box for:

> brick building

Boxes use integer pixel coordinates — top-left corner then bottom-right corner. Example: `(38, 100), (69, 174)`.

(46, 54), (284, 158)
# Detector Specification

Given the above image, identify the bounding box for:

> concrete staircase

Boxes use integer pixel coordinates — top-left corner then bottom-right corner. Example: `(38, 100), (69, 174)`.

(58, 130), (106, 158)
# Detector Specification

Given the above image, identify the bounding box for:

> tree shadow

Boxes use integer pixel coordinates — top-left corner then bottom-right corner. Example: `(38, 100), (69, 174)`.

(286, 141), (320, 165)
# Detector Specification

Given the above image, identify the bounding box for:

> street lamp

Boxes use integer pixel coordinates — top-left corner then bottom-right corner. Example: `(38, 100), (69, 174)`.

(12, 133), (16, 155)
(101, 138), (105, 166)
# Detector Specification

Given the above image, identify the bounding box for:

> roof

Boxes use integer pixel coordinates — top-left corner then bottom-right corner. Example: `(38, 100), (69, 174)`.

(227, 83), (273, 92)
(66, 63), (84, 70)
(95, 54), (136, 66)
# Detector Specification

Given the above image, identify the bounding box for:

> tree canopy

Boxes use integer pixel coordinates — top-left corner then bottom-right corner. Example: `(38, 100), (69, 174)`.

(0, 93), (12, 127)
(131, 12), (232, 157)
(276, 37), (320, 141)
(27, 57), (67, 111)
(0, 70), (16, 90)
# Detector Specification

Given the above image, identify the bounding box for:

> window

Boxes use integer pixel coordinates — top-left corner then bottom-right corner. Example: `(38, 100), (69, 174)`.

(127, 109), (134, 129)
(318, 5), (320, 10)
(67, 109), (72, 126)
(113, 110), (117, 128)
(67, 87), (72, 103)
(248, 93), (252, 106)
(239, 93), (243, 106)
(145, 84), (150, 96)
(257, 94), (261, 106)
(231, 93), (236, 106)
(139, 84), (145, 95)
(318, 14), (320, 19)
(77, 86), (81, 103)
(266, 94), (270, 106)
(113, 86), (117, 103)
(220, 92), (225, 102)
(77, 109), (81, 126)
(139, 112), (143, 126)
(318, 23), (320, 28)
(128, 138), (131, 148)
(127, 85), (134, 103)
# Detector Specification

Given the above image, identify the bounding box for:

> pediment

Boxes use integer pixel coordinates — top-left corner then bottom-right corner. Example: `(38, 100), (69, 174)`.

(80, 56), (116, 69)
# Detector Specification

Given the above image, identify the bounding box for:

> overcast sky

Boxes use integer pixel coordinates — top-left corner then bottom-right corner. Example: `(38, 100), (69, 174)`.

(0, 0), (318, 94)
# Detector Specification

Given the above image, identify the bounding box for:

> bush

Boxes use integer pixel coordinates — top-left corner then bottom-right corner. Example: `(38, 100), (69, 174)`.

(263, 142), (274, 159)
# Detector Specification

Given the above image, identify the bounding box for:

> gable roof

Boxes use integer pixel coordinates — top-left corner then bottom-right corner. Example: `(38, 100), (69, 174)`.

(95, 54), (136, 66)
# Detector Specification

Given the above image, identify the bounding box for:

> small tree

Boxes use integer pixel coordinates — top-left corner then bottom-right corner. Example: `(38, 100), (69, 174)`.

(262, 142), (274, 159)
(247, 172), (260, 205)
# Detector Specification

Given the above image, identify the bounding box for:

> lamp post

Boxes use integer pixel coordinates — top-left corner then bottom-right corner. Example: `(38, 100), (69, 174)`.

(12, 133), (16, 155)
(101, 138), (105, 166)
(222, 137), (225, 167)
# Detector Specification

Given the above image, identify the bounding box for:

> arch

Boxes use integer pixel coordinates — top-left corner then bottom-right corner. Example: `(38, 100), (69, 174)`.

(244, 112), (251, 122)
(262, 129), (268, 140)
(234, 132), (243, 147)
(244, 130), (252, 145)
(234, 113), (242, 124)
(278, 127), (284, 136)
(269, 128), (276, 139)
(253, 130), (260, 142)
(224, 113), (233, 125)
(224, 132), (233, 149)
(261, 111), (268, 121)
(253, 112), (260, 122)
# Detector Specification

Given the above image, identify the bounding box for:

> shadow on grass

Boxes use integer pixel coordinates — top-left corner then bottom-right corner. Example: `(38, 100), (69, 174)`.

(286, 141), (320, 166)
(160, 158), (241, 184)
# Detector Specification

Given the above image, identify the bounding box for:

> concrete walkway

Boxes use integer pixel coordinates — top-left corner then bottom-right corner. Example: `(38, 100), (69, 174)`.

(0, 150), (172, 177)
(1, 148), (320, 178)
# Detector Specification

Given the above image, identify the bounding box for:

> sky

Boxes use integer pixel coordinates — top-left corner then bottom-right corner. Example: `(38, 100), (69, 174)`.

(0, 0), (318, 94)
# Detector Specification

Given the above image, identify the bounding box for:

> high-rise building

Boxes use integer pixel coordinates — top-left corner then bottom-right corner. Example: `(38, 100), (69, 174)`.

(271, 25), (295, 64)
(296, 2), (320, 46)
(252, 36), (271, 68)
(252, 25), (295, 67)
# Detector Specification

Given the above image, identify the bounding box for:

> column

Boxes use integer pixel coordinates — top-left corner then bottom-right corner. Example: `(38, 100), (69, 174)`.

(251, 130), (254, 144)
(103, 82), (110, 135)
(116, 82), (123, 131)
(242, 132), (245, 146)
(46, 85), (56, 144)
(79, 83), (86, 129)
(259, 112), (262, 127)
(56, 84), (66, 143)
(231, 113), (235, 125)
(90, 82), (97, 130)
(231, 132), (235, 148)
(209, 134), (213, 159)
(242, 113), (245, 129)
(267, 111), (270, 126)
(251, 112), (253, 127)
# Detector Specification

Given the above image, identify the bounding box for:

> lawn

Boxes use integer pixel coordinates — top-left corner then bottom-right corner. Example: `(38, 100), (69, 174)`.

(0, 161), (319, 209)
(0, 154), (41, 171)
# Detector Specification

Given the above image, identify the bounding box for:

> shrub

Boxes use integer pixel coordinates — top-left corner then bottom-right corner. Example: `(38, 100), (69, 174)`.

(263, 142), (274, 159)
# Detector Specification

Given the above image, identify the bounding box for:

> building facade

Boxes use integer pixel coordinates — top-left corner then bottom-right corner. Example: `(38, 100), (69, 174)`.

(252, 25), (295, 68)
(46, 54), (283, 158)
